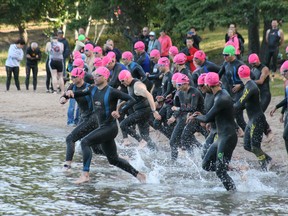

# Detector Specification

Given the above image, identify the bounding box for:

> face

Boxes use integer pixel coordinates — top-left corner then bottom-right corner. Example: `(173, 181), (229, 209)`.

(84, 50), (92, 57)
(94, 52), (102, 58)
(71, 75), (81, 85)
(193, 58), (202, 66)
(223, 54), (233, 62)
(176, 83), (188, 91)
(78, 28), (85, 35)
(283, 71), (288, 79)
(150, 56), (158, 64)
(198, 84), (210, 94)
(228, 29), (234, 37)
(119, 79), (129, 87)
(93, 73), (105, 86)
(142, 28), (148, 36)
(149, 35), (155, 40)
(121, 58), (129, 66)
(158, 65), (165, 73)
(271, 20), (278, 29)
(186, 39), (194, 48)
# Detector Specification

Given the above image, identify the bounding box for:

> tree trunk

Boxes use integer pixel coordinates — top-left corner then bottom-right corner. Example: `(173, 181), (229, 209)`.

(260, 20), (271, 62)
(247, 9), (260, 55)
(18, 23), (28, 44)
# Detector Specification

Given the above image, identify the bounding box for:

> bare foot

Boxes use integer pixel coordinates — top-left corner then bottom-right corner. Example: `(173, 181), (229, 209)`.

(122, 138), (132, 146)
(136, 172), (146, 183)
(63, 163), (72, 172)
(264, 131), (274, 143)
(74, 172), (90, 184)
(138, 139), (147, 149)
(236, 128), (244, 137)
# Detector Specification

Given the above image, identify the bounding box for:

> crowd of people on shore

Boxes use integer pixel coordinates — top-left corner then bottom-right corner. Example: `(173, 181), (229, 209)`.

(4, 20), (288, 191)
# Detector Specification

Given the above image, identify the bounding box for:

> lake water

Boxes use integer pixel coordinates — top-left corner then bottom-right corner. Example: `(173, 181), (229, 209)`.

(0, 122), (288, 215)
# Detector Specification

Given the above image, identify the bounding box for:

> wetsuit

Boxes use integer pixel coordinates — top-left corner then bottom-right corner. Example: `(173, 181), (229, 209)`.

(250, 63), (271, 112)
(274, 80), (288, 154)
(169, 86), (205, 160)
(219, 59), (246, 131)
(148, 64), (163, 98)
(265, 28), (281, 73)
(153, 72), (174, 138)
(180, 87), (208, 154)
(64, 82), (99, 163)
(196, 89), (237, 191)
(73, 85), (140, 176)
(234, 80), (272, 170)
(120, 79), (158, 150)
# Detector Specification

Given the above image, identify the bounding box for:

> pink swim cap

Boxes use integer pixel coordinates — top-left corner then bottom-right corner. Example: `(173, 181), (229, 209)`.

(194, 50), (206, 61)
(122, 51), (133, 61)
(176, 74), (190, 84)
(173, 53), (187, 65)
(171, 72), (182, 82)
(84, 43), (94, 51)
(205, 72), (220, 86)
(118, 70), (132, 81)
(93, 46), (103, 54)
(280, 60), (288, 74)
(71, 68), (85, 79)
(238, 65), (250, 78)
(248, 53), (260, 64)
(134, 41), (145, 51)
(158, 57), (170, 67)
(150, 49), (161, 58)
(94, 57), (102, 67)
(107, 51), (116, 59)
(73, 51), (82, 59)
(169, 46), (179, 56)
(197, 73), (207, 85)
(102, 56), (113, 66)
(94, 66), (110, 79)
(73, 58), (84, 68)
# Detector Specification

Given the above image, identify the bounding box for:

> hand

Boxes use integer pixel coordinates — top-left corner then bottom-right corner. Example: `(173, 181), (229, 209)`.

(146, 72), (150, 77)
(156, 95), (164, 102)
(111, 111), (120, 119)
(232, 84), (242, 93)
(171, 106), (180, 111)
(270, 107), (276, 117)
(59, 97), (67, 104)
(186, 114), (195, 124)
(167, 116), (176, 125)
(205, 123), (210, 131)
(65, 90), (74, 98)
(153, 111), (161, 120)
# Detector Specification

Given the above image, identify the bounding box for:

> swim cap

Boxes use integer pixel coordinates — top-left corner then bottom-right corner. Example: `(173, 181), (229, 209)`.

(94, 66), (110, 79)
(171, 72), (182, 82)
(157, 57), (170, 67)
(248, 53), (260, 64)
(169, 46), (179, 56)
(176, 74), (189, 84)
(194, 50), (206, 61)
(205, 72), (220, 86)
(78, 34), (86, 41)
(93, 46), (102, 54)
(150, 49), (161, 58)
(122, 51), (133, 61)
(134, 41), (145, 51)
(73, 58), (84, 68)
(238, 65), (250, 78)
(107, 51), (116, 59)
(73, 51), (82, 59)
(223, 45), (235, 56)
(118, 70), (132, 81)
(94, 57), (103, 67)
(280, 60), (288, 74)
(71, 68), (85, 79)
(197, 73), (207, 85)
(173, 53), (187, 65)
(84, 43), (94, 51)
(102, 56), (113, 66)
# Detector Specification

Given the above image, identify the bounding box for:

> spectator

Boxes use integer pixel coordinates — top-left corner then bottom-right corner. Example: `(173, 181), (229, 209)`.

(186, 27), (202, 49)
(225, 23), (245, 57)
(180, 37), (198, 72)
(140, 26), (150, 51)
(5, 38), (25, 91)
(103, 39), (122, 62)
(57, 29), (70, 77)
(147, 31), (161, 54)
(158, 29), (172, 58)
(25, 42), (41, 91)
(225, 28), (241, 59)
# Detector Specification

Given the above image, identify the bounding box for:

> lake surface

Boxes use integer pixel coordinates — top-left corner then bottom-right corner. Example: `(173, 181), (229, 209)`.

(0, 122), (288, 215)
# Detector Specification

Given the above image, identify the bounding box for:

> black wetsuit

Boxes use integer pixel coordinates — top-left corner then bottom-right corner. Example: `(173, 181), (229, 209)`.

(120, 79), (158, 150)
(196, 89), (237, 191)
(108, 62), (127, 92)
(64, 82), (100, 162)
(148, 63), (163, 98)
(169, 86), (205, 160)
(234, 80), (272, 170)
(219, 59), (246, 131)
(73, 85), (139, 176)
(274, 81), (288, 154)
(153, 72), (174, 138)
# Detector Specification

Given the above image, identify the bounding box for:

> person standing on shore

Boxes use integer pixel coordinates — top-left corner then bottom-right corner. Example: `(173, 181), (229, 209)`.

(5, 38), (25, 92)
(25, 42), (41, 91)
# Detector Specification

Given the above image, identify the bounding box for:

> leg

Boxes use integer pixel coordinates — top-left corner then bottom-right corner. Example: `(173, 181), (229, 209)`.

(169, 118), (186, 160)
(57, 72), (65, 93)
(5, 66), (12, 91)
(12, 67), (20, 90)
(271, 48), (279, 73)
(283, 113), (288, 155)
(202, 142), (218, 171)
(32, 65), (38, 91)
(25, 65), (31, 90)
(67, 99), (76, 125)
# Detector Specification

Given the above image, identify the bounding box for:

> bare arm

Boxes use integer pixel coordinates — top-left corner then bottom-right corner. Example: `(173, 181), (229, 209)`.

(255, 66), (269, 85)
(279, 29), (284, 46)
(265, 29), (270, 43)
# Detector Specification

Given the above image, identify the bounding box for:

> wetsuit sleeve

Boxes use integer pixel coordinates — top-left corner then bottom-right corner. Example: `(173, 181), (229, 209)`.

(218, 63), (226, 79)
(112, 89), (137, 114)
(179, 90), (202, 113)
(135, 53), (146, 66)
(233, 85), (253, 110)
(73, 85), (93, 98)
(162, 79), (173, 98)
